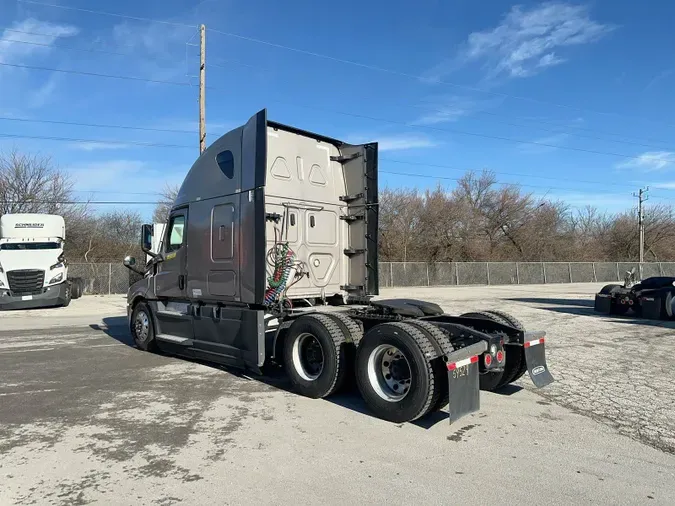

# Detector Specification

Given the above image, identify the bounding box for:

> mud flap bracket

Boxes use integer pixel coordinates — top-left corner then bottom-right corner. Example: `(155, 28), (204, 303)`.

(522, 332), (554, 388)
(446, 341), (487, 424)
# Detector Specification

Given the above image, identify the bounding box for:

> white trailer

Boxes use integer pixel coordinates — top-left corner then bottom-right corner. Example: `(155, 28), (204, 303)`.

(0, 213), (83, 310)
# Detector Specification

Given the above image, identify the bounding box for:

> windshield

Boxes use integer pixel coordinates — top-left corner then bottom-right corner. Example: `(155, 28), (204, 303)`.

(0, 242), (61, 250)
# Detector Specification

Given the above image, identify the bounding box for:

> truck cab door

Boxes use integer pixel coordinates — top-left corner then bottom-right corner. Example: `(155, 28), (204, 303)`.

(155, 209), (188, 299)
(153, 208), (194, 342)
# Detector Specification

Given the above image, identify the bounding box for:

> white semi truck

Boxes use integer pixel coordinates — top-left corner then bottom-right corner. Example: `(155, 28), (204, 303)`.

(0, 213), (83, 310)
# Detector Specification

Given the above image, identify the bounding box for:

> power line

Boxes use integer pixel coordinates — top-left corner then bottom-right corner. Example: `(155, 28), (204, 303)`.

(379, 170), (633, 196)
(1, 114), (674, 192)
(0, 35), (138, 58)
(0, 61), (192, 87)
(203, 28), (675, 130)
(72, 190), (165, 196)
(23, 0), (675, 129)
(1, 201), (170, 205)
(380, 158), (641, 191)
(279, 100), (675, 164)
(0, 115), (195, 134)
(207, 56), (675, 151)
(0, 132), (191, 148)
(9, 60), (675, 164)
(17, 0), (197, 29)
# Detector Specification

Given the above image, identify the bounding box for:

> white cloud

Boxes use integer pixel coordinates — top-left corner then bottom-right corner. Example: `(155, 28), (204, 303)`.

(28, 72), (61, 108)
(69, 142), (132, 152)
(347, 134), (438, 151)
(517, 133), (569, 154)
(537, 191), (633, 212)
(413, 96), (475, 125)
(617, 151), (675, 172)
(0, 18), (79, 63)
(67, 160), (187, 196)
(650, 181), (675, 190)
(109, 21), (198, 82)
(413, 95), (504, 125)
(449, 3), (615, 79)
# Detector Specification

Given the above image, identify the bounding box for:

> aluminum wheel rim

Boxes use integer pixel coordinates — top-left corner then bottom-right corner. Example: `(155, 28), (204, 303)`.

(367, 344), (412, 402)
(135, 311), (150, 341)
(292, 333), (325, 381)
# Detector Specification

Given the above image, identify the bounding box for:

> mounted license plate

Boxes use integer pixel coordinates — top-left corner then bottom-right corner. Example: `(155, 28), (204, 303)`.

(21, 295), (33, 301)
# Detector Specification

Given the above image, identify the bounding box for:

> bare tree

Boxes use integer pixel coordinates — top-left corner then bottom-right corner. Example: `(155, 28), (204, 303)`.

(152, 183), (180, 224)
(0, 148), (74, 216)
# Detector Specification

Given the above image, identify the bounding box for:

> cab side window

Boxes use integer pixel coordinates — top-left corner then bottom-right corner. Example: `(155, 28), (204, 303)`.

(166, 215), (185, 253)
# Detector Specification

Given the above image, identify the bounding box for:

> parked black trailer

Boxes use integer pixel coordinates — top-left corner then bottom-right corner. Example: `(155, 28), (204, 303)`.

(595, 269), (675, 320)
(123, 109), (554, 425)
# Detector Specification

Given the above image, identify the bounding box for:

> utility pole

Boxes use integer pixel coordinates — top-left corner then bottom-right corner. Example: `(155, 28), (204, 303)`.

(634, 186), (649, 275)
(199, 24), (206, 154)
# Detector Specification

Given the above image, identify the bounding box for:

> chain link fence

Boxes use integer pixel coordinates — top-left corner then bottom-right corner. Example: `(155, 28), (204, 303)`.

(379, 262), (675, 288)
(67, 261), (675, 294)
(68, 263), (140, 295)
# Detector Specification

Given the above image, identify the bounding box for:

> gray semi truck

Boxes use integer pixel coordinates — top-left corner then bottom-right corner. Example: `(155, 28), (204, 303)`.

(123, 109), (553, 424)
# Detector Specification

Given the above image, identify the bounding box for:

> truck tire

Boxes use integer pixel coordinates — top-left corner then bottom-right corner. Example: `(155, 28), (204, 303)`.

(599, 284), (622, 295)
(131, 302), (157, 351)
(324, 311), (363, 345)
(483, 310), (527, 385)
(355, 322), (438, 423)
(405, 320), (455, 413)
(70, 278), (83, 300)
(61, 283), (72, 307)
(323, 312), (364, 390)
(460, 311), (512, 391)
(283, 314), (349, 399)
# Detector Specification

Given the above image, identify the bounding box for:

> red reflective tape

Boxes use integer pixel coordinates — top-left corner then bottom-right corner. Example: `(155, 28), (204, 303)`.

(447, 355), (479, 370)
(524, 338), (545, 348)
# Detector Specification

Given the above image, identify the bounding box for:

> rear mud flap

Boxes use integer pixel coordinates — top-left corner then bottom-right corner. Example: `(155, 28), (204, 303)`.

(523, 335), (554, 388)
(594, 294), (612, 314)
(640, 296), (662, 320)
(446, 342), (487, 424)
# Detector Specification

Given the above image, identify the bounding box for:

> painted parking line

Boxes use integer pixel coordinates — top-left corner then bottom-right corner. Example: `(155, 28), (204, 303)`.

(0, 347), (56, 354)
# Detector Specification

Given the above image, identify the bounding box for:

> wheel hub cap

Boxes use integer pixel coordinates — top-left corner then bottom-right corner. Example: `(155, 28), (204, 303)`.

(368, 345), (412, 402)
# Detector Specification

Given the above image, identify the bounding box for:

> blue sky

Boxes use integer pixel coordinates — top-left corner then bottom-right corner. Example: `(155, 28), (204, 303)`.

(2, 0), (675, 219)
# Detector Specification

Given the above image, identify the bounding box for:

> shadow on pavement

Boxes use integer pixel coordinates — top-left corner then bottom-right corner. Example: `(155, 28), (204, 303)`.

(508, 297), (594, 307)
(492, 383), (523, 396)
(89, 317), (514, 430)
(91, 316), (135, 346)
(510, 297), (675, 328)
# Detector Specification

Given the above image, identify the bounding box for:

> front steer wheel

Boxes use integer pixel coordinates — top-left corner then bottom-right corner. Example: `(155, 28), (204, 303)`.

(355, 322), (439, 423)
(283, 314), (349, 399)
(131, 302), (157, 351)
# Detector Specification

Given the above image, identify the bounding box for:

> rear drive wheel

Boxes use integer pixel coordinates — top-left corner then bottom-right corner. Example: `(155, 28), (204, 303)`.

(355, 322), (437, 423)
(283, 314), (348, 398)
(70, 278), (83, 299)
(406, 320), (455, 413)
(484, 310), (527, 385)
(599, 284), (622, 295)
(131, 302), (157, 351)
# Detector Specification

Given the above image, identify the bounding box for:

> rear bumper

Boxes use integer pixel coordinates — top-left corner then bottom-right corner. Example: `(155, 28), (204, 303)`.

(0, 282), (68, 310)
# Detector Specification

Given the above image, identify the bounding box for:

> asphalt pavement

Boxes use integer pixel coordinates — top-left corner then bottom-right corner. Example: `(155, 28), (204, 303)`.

(1, 286), (674, 505)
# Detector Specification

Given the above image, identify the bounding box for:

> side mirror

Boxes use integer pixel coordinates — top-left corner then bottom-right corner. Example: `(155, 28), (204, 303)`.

(141, 224), (153, 254)
(124, 256), (136, 267)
